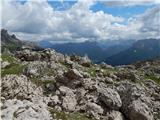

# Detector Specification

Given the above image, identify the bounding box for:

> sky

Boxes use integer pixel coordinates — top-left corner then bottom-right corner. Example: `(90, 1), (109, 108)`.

(1, 0), (160, 43)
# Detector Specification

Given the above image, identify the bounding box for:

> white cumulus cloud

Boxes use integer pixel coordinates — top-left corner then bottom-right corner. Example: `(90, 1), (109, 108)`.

(1, 0), (160, 42)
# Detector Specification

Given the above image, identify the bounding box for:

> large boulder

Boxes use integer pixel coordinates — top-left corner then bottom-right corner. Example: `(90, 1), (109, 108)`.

(64, 69), (83, 80)
(105, 110), (125, 120)
(24, 61), (48, 77)
(1, 99), (52, 120)
(79, 56), (92, 67)
(41, 48), (65, 62)
(48, 95), (61, 109)
(70, 55), (92, 67)
(81, 78), (97, 90)
(59, 86), (77, 111)
(116, 69), (140, 82)
(116, 81), (154, 120)
(86, 102), (103, 120)
(16, 49), (41, 61)
(1, 75), (43, 100)
(128, 100), (153, 120)
(98, 87), (122, 110)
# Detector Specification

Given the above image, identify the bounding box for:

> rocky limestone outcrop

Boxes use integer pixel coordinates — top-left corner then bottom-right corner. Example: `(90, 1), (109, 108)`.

(86, 102), (103, 119)
(24, 61), (48, 77)
(98, 87), (122, 110)
(70, 55), (92, 67)
(1, 75), (43, 100)
(116, 81), (154, 120)
(16, 48), (65, 62)
(105, 110), (125, 120)
(59, 86), (77, 111)
(1, 99), (52, 120)
(1, 48), (160, 120)
(64, 69), (83, 80)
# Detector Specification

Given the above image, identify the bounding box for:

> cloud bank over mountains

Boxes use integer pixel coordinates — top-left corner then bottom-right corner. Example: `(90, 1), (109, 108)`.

(1, 0), (160, 42)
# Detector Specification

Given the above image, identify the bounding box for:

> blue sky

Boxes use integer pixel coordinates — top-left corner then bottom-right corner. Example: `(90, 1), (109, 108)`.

(49, 1), (155, 18)
(48, 1), (77, 11)
(91, 2), (155, 18)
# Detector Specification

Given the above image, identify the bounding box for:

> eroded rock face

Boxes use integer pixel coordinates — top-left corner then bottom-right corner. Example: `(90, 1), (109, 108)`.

(128, 100), (153, 120)
(79, 56), (92, 67)
(82, 78), (97, 90)
(24, 61), (48, 77)
(59, 86), (77, 111)
(64, 69), (83, 80)
(86, 102), (103, 120)
(1, 75), (43, 100)
(16, 48), (65, 62)
(70, 55), (92, 67)
(116, 81), (154, 120)
(16, 49), (41, 61)
(98, 87), (122, 110)
(104, 110), (125, 120)
(1, 99), (51, 120)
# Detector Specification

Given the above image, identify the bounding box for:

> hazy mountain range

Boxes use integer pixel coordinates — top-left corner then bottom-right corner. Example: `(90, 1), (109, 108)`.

(38, 39), (160, 65)
(1, 29), (160, 66)
(38, 40), (133, 63)
(105, 39), (160, 65)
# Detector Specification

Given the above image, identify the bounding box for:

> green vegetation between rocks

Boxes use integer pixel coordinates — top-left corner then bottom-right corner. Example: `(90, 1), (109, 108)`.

(30, 77), (56, 95)
(30, 77), (56, 87)
(1, 54), (26, 77)
(1, 54), (17, 63)
(59, 61), (71, 69)
(86, 66), (117, 77)
(43, 68), (56, 76)
(154, 111), (160, 120)
(87, 67), (97, 77)
(145, 74), (160, 85)
(48, 107), (93, 120)
(1, 64), (26, 77)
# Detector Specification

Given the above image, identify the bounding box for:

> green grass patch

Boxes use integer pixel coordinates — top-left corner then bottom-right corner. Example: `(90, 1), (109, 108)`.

(1, 63), (26, 77)
(1, 54), (27, 77)
(30, 77), (56, 86)
(1, 54), (17, 63)
(86, 67), (97, 77)
(59, 61), (71, 69)
(86, 66), (117, 77)
(145, 74), (160, 85)
(48, 107), (93, 120)
(43, 68), (56, 76)
(154, 112), (160, 120)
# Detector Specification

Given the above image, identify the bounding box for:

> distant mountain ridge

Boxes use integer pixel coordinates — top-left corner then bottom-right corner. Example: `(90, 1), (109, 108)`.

(37, 40), (54, 48)
(1, 29), (23, 52)
(105, 39), (160, 66)
(1, 29), (42, 53)
(38, 40), (130, 63)
(2, 28), (159, 66)
(51, 41), (105, 62)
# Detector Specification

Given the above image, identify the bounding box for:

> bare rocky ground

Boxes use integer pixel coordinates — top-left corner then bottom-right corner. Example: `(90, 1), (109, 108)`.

(1, 48), (160, 120)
